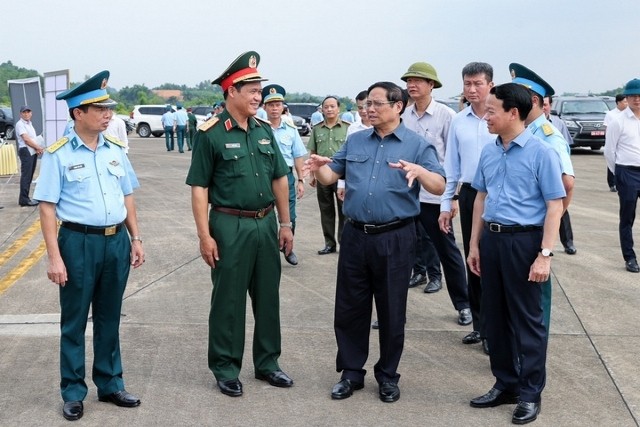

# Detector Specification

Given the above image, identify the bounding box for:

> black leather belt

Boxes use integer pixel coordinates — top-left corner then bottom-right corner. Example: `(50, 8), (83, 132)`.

(347, 217), (413, 234)
(461, 182), (473, 189)
(61, 222), (123, 236)
(214, 203), (274, 219)
(485, 223), (542, 233)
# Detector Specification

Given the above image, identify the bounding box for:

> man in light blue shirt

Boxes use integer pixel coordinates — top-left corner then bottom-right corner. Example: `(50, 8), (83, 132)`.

(161, 106), (176, 151)
(174, 103), (189, 153)
(310, 105), (323, 126)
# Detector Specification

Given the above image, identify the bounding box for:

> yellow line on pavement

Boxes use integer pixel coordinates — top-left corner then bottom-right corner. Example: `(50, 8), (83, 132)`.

(0, 219), (42, 267)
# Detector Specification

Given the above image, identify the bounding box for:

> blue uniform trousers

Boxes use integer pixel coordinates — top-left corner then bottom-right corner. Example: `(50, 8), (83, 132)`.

(176, 125), (186, 152)
(615, 165), (640, 261)
(164, 126), (174, 151)
(480, 227), (547, 403)
(58, 226), (130, 402)
(287, 170), (297, 232)
(334, 220), (416, 385)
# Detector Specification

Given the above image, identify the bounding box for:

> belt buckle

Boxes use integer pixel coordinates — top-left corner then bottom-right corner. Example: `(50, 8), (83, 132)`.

(104, 225), (116, 236)
(255, 208), (265, 218)
(363, 224), (374, 234)
(489, 223), (501, 233)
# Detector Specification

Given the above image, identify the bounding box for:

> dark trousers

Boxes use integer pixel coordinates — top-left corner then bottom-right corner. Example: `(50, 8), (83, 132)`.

(615, 165), (640, 261)
(208, 210), (282, 380)
(411, 219), (442, 280)
(607, 167), (616, 188)
(176, 125), (186, 152)
(316, 182), (344, 248)
(459, 184), (484, 334)
(18, 147), (37, 204)
(419, 203), (469, 310)
(559, 211), (574, 248)
(335, 221), (416, 385)
(480, 228), (547, 402)
(164, 126), (174, 151)
(186, 127), (195, 150)
(287, 171), (297, 231)
(58, 226), (131, 402)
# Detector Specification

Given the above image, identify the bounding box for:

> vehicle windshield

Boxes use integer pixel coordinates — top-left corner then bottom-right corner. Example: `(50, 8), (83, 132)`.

(561, 100), (609, 115)
(1, 108), (12, 117)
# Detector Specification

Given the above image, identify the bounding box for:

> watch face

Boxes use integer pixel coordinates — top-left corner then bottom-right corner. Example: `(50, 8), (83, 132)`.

(541, 248), (551, 256)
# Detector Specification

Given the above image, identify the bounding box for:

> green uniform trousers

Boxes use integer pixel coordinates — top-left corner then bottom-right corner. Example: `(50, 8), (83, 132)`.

(208, 210), (282, 380)
(316, 182), (344, 248)
(58, 226), (130, 402)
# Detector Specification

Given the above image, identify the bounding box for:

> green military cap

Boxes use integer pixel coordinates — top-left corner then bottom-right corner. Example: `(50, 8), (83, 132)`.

(262, 84), (286, 104)
(56, 70), (117, 108)
(622, 78), (640, 96)
(401, 62), (442, 88)
(509, 63), (555, 97)
(212, 51), (268, 92)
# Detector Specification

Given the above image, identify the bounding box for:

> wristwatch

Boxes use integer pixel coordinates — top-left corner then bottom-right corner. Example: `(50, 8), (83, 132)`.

(540, 248), (553, 257)
(279, 222), (293, 228)
(131, 236), (143, 244)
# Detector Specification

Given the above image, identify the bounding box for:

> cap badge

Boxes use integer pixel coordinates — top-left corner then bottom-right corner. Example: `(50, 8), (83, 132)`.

(510, 69), (516, 79)
(269, 88), (277, 94)
(249, 55), (257, 68)
(101, 78), (108, 89)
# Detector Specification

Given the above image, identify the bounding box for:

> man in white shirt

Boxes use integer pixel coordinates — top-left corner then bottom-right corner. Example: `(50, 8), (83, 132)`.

(604, 94), (629, 191)
(16, 106), (43, 206)
(604, 80), (640, 273)
(105, 110), (129, 154)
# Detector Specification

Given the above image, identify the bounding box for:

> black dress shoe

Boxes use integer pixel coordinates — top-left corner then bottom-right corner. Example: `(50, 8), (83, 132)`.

(564, 245), (577, 255)
(512, 400), (541, 424)
(331, 379), (363, 400)
(98, 390), (141, 407)
(424, 278), (442, 293)
(470, 388), (519, 408)
(284, 251), (298, 265)
(317, 245), (336, 255)
(19, 199), (38, 207)
(482, 339), (490, 355)
(371, 320), (379, 330)
(458, 308), (472, 325)
(62, 401), (83, 421)
(379, 382), (400, 403)
(409, 273), (427, 288)
(255, 370), (293, 387)
(626, 259), (640, 273)
(462, 331), (481, 344)
(217, 379), (243, 397)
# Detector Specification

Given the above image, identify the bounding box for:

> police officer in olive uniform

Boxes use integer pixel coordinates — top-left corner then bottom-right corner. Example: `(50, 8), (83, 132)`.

(186, 107), (197, 151)
(34, 70), (144, 421)
(510, 63), (575, 337)
(186, 51), (295, 398)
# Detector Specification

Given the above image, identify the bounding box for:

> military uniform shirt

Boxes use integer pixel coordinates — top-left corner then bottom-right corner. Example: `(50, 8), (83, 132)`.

(528, 114), (574, 177)
(307, 120), (350, 158)
(472, 128), (566, 226)
(271, 120), (307, 167)
(186, 110), (289, 210)
(33, 131), (137, 226)
(175, 109), (188, 126)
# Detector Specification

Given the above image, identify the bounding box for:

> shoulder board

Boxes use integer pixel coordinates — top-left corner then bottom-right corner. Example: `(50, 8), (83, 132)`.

(104, 134), (126, 148)
(284, 120), (297, 130)
(341, 119), (352, 125)
(198, 117), (219, 132)
(253, 116), (271, 125)
(541, 123), (554, 136)
(46, 137), (69, 153)
(312, 121), (325, 128)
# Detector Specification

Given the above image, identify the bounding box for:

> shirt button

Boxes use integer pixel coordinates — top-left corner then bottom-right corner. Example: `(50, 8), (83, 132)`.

(372, 176), (376, 179)
(255, 173), (259, 177)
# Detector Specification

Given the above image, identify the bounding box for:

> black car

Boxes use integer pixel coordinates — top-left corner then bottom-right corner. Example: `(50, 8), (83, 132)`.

(291, 115), (310, 136)
(0, 107), (15, 140)
(287, 103), (317, 124)
(550, 96), (609, 150)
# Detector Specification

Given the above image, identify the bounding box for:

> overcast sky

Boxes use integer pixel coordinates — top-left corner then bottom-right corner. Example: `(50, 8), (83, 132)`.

(5, 0), (639, 100)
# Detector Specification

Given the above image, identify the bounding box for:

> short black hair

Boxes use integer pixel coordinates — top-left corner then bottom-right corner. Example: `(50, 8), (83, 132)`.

(462, 62), (493, 82)
(355, 90), (368, 102)
(616, 94), (627, 103)
(69, 105), (90, 121)
(490, 83), (532, 121)
(223, 81), (250, 100)
(322, 95), (340, 107)
(367, 81), (407, 115)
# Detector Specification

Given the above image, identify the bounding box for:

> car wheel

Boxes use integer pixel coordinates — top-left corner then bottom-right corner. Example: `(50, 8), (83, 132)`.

(5, 125), (14, 140)
(152, 131), (164, 137)
(137, 123), (151, 138)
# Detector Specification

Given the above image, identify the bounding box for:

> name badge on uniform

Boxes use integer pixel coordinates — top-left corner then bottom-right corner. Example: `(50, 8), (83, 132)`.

(68, 163), (85, 171)
(258, 139), (271, 145)
(109, 160), (120, 166)
(225, 143), (241, 149)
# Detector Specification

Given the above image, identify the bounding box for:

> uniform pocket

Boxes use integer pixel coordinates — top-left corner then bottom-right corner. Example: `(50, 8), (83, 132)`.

(221, 148), (249, 177)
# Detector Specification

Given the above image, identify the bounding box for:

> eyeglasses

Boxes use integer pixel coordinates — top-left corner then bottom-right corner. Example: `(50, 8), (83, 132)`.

(365, 100), (396, 109)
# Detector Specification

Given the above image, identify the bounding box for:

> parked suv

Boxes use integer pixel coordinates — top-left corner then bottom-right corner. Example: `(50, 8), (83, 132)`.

(550, 96), (609, 150)
(0, 106), (15, 140)
(130, 105), (175, 138)
(191, 105), (214, 126)
(287, 103), (318, 124)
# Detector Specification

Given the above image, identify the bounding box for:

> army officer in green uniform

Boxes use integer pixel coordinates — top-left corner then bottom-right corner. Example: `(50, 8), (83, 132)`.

(186, 51), (295, 397)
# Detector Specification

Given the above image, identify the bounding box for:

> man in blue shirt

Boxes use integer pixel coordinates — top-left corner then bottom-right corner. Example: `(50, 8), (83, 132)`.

(161, 106), (175, 151)
(304, 81), (445, 404)
(174, 103), (189, 153)
(467, 83), (565, 425)
(310, 105), (323, 126)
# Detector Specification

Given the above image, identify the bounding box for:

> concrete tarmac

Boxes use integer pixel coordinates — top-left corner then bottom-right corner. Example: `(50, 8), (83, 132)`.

(0, 136), (638, 426)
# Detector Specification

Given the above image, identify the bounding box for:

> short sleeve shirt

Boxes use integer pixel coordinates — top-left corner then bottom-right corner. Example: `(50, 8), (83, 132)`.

(307, 120), (350, 157)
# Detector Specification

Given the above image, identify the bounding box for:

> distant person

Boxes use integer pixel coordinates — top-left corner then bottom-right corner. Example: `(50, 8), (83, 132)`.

(401, 61), (471, 326)
(262, 84), (308, 265)
(186, 107), (196, 151)
(604, 94), (628, 192)
(161, 106), (175, 151)
(34, 70), (144, 422)
(16, 105), (42, 207)
(468, 83), (565, 425)
(542, 95), (573, 145)
(340, 106), (354, 122)
(604, 79), (640, 273)
(256, 103), (268, 120)
(310, 105), (324, 126)
(174, 103), (188, 153)
(104, 109), (129, 154)
(303, 81), (445, 404)
(307, 96), (350, 255)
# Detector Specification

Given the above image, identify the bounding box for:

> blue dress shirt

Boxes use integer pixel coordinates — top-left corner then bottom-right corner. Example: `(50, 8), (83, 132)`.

(271, 120), (307, 167)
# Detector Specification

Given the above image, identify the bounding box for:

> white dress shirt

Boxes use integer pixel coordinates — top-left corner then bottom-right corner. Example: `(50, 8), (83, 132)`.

(604, 107), (640, 172)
